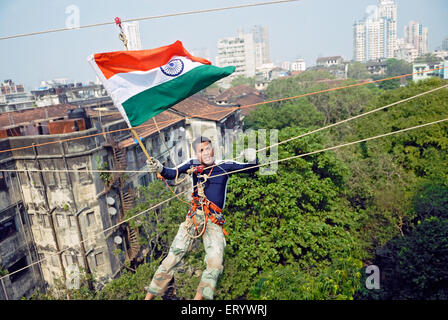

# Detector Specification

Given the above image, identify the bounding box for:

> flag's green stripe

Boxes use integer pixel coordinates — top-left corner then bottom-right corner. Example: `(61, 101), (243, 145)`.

(122, 64), (235, 127)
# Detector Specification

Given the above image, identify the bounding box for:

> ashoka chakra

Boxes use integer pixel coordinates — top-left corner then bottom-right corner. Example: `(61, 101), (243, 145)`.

(160, 59), (184, 77)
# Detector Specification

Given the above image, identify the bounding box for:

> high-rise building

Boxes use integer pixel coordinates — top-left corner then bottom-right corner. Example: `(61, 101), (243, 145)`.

(122, 21), (142, 50)
(353, 0), (397, 62)
(216, 26), (270, 87)
(404, 21), (428, 56)
(443, 36), (448, 51)
(216, 32), (255, 79)
(252, 25), (270, 67)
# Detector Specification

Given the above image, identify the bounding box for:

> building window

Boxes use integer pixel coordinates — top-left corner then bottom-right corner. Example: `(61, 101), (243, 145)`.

(59, 171), (68, 185)
(56, 214), (66, 228)
(41, 215), (50, 228)
(0, 172), (7, 191)
(0, 217), (18, 242)
(78, 167), (91, 184)
(45, 171), (56, 187)
(139, 174), (150, 187)
(65, 254), (78, 266)
(95, 252), (104, 266)
(68, 215), (76, 228)
(38, 253), (45, 264)
(8, 256), (28, 282)
(30, 172), (42, 187)
(86, 212), (95, 227)
(28, 214), (34, 226)
(51, 255), (59, 267)
(18, 171), (28, 186)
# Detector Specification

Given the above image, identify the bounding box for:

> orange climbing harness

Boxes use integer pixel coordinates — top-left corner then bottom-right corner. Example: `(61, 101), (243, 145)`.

(187, 195), (228, 236)
(185, 166), (229, 237)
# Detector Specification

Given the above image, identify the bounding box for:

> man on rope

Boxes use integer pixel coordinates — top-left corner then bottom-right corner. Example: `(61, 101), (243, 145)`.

(144, 136), (258, 300)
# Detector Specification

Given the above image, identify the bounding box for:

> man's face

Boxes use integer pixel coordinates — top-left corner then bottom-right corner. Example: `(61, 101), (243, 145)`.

(195, 141), (214, 165)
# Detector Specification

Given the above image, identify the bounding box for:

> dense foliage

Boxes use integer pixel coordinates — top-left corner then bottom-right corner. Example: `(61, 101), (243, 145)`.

(31, 69), (448, 300)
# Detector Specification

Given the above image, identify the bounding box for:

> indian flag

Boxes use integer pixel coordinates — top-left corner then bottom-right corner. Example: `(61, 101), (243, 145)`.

(88, 40), (235, 127)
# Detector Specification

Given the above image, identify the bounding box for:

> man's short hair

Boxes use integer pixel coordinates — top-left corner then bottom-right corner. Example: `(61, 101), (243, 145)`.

(192, 136), (212, 152)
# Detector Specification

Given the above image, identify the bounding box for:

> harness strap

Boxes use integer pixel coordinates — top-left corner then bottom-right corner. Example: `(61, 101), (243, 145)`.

(188, 195), (228, 236)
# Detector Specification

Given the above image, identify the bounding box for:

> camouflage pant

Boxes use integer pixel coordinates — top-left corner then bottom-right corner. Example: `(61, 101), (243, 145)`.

(147, 209), (226, 300)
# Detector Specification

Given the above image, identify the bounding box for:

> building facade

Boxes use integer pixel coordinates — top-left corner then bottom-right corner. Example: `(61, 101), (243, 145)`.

(252, 25), (270, 68)
(0, 80), (35, 113)
(122, 21), (143, 51)
(0, 152), (44, 300)
(291, 59), (306, 72)
(353, 0), (397, 62)
(442, 36), (448, 51)
(216, 26), (270, 88)
(394, 38), (419, 63)
(404, 20), (428, 56)
(413, 61), (448, 82)
(0, 95), (243, 298)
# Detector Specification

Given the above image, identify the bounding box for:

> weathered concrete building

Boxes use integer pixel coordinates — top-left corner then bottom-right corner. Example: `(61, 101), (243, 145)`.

(0, 94), (243, 298)
(0, 153), (44, 299)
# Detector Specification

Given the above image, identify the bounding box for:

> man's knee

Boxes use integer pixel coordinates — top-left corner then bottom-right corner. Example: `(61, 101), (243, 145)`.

(205, 254), (223, 271)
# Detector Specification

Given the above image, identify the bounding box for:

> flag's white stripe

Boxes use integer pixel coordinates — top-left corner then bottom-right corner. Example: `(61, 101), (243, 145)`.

(102, 56), (203, 106)
(87, 54), (131, 127)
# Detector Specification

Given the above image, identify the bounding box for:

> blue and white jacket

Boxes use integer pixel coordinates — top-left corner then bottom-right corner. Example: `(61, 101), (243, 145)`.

(160, 158), (259, 211)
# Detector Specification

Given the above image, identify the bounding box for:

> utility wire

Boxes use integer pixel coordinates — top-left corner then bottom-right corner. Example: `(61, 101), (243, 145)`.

(0, 0), (300, 41)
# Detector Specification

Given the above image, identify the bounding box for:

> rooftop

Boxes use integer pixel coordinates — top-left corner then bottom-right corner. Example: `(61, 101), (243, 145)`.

(215, 85), (260, 102)
(233, 93), (266, 116)
(117, 110), (184, 149)
(171, 95), (237, 121)
(316, 56), (343, 62)
(0, 104), (123, 128)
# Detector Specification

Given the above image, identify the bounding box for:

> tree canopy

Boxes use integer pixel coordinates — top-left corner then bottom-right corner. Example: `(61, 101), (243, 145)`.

(29, 70), (448, 301)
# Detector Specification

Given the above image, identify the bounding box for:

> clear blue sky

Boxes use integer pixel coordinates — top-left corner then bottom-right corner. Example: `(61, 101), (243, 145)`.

(0, 0), (447, 90)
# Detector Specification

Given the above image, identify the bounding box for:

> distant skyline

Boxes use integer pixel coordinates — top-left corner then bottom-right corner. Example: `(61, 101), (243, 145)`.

(0, 0), (447, 90)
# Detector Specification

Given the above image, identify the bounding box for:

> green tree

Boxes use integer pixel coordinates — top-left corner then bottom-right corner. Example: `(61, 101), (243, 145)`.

(358, 217), (448, 300)
(413, 180), (448, 222)
(414, 53), (443, 65)
(375, 58), (413, 90)
(386, 58), (412, 77)
(347, 62), (370, 80)
(231, 76), (255, 87)
(243, 99), (325, 130)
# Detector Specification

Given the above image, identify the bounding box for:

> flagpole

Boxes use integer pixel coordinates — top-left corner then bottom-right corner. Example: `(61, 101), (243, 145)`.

(115, 17), (161, 178)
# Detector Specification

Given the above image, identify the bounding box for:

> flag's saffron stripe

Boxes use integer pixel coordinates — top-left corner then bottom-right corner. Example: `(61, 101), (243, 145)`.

(94, 40), (210, 79)
(122, 65), (235, 127)
(105, 56), (202, 105)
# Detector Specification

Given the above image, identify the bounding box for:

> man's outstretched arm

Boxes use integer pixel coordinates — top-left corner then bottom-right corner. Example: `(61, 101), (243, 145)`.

(147, 158), (194, 180)
(223, 148), (259, 175)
